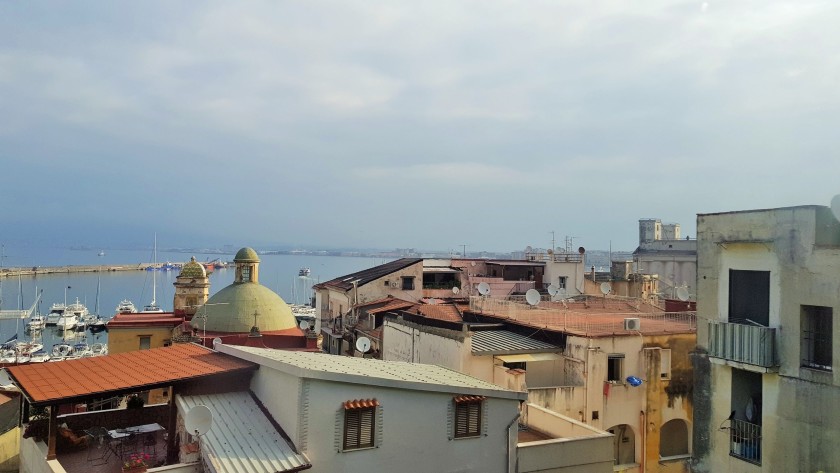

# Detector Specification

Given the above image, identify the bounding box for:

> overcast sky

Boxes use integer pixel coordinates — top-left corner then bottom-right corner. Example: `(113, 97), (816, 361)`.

(1, 1), (838, 252)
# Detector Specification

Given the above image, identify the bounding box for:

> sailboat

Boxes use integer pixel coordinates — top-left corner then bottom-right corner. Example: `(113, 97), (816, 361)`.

(140, 234), (164, 313)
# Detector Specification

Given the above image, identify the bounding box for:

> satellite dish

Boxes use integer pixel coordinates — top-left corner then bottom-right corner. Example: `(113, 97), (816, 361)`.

(299, 320), (311, 330)
(525, 289), (541, 306)
(212, 338), (222, 349)
(547, 284), (558, 296)
(477, 282), (490, 295)
(557, 288), (567, 298)
(452, 286), (460, 295)
(676, 287), (690, 302)
(578, 247), (586, 254)
(356, 337), (371, 353)
(185, 405), (213, 436)
(831, 194), (840, 222)
(599, 282), (611, 295)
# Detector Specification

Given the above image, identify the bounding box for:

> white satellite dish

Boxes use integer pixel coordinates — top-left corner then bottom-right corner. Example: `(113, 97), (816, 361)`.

(212, 337), (222, 349)
(525, 289), (541, 306)
(452, 286), (460, 295)
(831, 194), (840, 222)
(547, 284), (558, 296)
(600, 282), (612, 295)
(556, 288), (567, 299)
(185, 405), (213, 437)
(676, 287), (690, 302)
(477, 282), (490, 296)
(299, 320), (311, 330)
(356, 336), (371, 353)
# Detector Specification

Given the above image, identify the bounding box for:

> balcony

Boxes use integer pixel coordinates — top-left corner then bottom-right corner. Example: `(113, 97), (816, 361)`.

(708, 321), (777, 370)
(729, 419), (761, 465)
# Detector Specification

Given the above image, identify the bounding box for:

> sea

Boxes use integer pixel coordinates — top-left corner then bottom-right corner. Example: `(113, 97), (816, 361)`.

(0, 245), (389, 350)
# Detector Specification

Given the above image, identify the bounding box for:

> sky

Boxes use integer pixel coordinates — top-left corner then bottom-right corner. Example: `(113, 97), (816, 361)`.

(1, 1), (839, 253)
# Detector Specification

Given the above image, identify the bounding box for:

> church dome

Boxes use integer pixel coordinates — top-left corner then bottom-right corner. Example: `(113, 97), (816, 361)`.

(192, 283), (296, 333)
(234, 247), (260, 263)
(179, 256), (206, 279)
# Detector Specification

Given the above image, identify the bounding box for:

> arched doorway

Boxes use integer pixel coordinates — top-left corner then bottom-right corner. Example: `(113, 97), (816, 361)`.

(660, 419), (690, 457)
(606, 424), (636, 465)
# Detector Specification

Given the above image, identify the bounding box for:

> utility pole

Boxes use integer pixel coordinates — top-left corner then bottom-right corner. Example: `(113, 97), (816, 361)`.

(462, 244), (467, 258)
(550, 231), (556, 251)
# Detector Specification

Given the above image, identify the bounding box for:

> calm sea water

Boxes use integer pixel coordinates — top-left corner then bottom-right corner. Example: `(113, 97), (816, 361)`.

(0, 245), (388, 348)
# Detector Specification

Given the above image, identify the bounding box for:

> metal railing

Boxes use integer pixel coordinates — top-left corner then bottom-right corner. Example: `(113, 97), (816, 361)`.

(524, 252), (584, 263)
(469, 296), (695, 336)
(730, 419), (761, 464)
(708, 321), (777, 367)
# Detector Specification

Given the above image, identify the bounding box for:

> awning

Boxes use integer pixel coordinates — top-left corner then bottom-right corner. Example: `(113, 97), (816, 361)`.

(496, 353), (563, 363)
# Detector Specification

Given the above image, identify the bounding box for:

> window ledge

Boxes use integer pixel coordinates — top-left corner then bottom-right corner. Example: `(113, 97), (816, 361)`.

(341, 445), (377, 453)
(659, 454), (691, 462)
(453, 434), (482, 440)
(799, 366), (833, 385)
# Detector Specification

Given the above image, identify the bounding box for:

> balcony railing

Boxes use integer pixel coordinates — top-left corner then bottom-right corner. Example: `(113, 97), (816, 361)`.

(729, 419), (761, 464)
(708, 321), (777, 367)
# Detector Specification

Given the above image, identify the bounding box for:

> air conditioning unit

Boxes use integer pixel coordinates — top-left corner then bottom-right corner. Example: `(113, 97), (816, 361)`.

(624, 318), (641, 331)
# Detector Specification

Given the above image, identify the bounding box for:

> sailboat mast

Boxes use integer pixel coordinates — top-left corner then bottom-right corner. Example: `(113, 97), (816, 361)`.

(152, 233), (157, 306)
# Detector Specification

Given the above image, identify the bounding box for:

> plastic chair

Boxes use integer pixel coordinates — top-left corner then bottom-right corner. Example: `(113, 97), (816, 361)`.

(143, 433), (156, 457)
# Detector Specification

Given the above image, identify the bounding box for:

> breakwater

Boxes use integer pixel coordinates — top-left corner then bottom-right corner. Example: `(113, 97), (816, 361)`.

(0, 262), (186, 278)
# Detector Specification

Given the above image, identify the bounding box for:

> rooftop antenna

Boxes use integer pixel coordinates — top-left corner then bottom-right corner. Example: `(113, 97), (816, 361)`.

(356, 336), (371, 355)
(185, 404), (213, 458)
(525, 289), (541, 307)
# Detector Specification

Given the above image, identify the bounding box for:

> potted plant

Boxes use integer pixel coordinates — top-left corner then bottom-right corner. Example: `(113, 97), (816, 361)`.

(123, 453), (151, 473)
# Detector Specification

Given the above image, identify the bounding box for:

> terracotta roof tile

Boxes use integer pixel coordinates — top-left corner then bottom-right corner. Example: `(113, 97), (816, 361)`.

(415, 304), (462, 322)
(366, 299), (415, 315)
(7, 343), (255, 404)
(343, 399), (380, 409)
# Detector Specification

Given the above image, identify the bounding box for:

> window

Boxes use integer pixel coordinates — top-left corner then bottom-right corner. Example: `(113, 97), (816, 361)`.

(660, 419), (689, 458)
(383, 280), (389, 287)
(241, 265), (251, 282)
(802, 305), (832, 371)
(453, 395), (484, 438)
(139, 336), (151, 350)
(607, 354), (624, 382)
(661, 349), (672, 380)
(401, 276), (415, 290)
(558, 276), (567, 290)
(343, 399), (378, 451)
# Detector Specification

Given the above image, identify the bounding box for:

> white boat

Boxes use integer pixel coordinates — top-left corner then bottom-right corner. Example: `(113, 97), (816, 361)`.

(27, 314), (46, 331)
(91, 343), (108, 356)
(29, 350), (50, 362)
(45, 304), (66, 326)
(74, 343), (93, 357)
(140, 235), (164, 313)
(89, 317), (107, 331)
(0, 349), (17, 364)
(66, 298), (90, 319)
(50, 343), (74, 361)
(55, 312), (79, 331)
(299, 267), (311, 277)
(116, 299), (137, 314)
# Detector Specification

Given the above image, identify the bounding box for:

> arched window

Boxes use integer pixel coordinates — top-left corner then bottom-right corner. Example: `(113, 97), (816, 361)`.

(660, 419), (690, 457)
(606, 424), (635, 465)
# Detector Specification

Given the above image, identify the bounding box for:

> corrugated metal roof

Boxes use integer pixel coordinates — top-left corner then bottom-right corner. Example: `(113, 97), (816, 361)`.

(8, 344), (256, 405)
(218, 345), (526, 401)
(178, 392), (310, 473)
(470, 330), (559, 354)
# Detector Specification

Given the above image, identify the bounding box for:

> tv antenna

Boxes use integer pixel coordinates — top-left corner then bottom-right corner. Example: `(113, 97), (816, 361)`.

(525, 289), (540, 307)
(676, 286), (690, 302)
(185, 405), (213, 439)
(356, 336), (371, 354)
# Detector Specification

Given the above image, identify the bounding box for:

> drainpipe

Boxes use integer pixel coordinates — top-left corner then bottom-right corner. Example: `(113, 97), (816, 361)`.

(640, 409), (646, 472)
(506, 411), (521, 473)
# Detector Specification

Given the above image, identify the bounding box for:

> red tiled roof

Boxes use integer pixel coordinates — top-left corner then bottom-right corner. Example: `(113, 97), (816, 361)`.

(415, 304), (463, 323)
(453, 395), (486, 404)
(343, 399), (380, 409)
(366, 299), (415, 315)
(7, 343), (256, 405)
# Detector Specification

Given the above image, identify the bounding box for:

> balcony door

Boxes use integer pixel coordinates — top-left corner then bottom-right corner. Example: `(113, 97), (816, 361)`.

(728, 270), (769, 326)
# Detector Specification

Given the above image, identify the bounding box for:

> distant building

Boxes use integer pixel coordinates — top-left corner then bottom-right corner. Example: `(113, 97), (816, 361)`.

(633, 219), (696, 300)
(693, 205), (840, 472)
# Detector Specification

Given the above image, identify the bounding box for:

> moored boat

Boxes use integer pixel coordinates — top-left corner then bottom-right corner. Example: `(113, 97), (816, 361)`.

(45, 304), (66, 326)
(116, 299), (137, 314)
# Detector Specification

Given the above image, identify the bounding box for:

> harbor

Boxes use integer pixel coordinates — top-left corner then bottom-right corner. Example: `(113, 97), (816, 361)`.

(0, 262), (191, 278)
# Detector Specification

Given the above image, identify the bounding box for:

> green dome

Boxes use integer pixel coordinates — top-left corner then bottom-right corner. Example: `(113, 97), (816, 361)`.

(234, 247), (260, 263)
(179, 256), (206, 279)
(192, 283), (296, 333)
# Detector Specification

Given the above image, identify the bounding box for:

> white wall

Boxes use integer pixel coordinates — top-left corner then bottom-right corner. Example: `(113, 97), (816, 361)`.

(19, 437), (64, 473)
(291, 378), (519, 473)
(249, 366), (302, 445)
(543, 261), (585, 295)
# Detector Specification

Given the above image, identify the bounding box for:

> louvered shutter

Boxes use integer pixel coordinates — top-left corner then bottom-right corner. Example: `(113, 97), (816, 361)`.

(454, 401), (482, 438)
(343, 407), (376, 450)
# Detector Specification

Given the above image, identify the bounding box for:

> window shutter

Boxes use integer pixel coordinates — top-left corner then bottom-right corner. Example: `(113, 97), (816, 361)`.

(453, 395), (484, 438)
(342, 399), (378, 451)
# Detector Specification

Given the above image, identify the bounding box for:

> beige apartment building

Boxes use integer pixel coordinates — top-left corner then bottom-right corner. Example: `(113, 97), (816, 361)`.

(693, 205), (840, 472)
